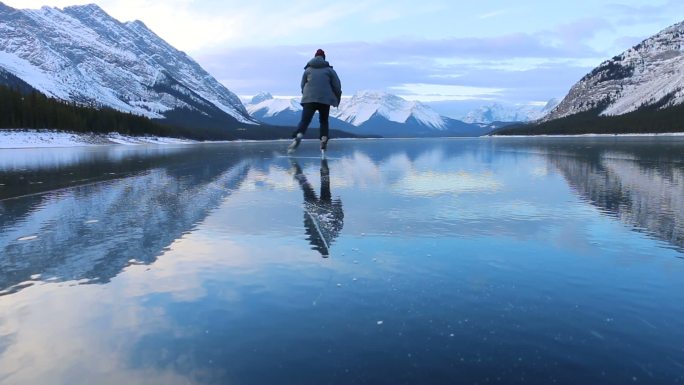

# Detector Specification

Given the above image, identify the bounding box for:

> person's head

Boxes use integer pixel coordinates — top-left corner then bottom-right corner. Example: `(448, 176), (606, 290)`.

(315, 49), (326, 59)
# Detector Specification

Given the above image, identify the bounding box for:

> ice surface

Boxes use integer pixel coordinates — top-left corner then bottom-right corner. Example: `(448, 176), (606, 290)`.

(0, 138), (683, 385)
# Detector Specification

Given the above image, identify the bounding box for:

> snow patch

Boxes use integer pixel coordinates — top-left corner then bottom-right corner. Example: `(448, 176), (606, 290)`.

(0, 130), (196, 149)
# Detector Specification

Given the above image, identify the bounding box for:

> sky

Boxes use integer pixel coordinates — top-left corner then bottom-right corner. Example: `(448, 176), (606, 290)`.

(4, 0), (684, 116)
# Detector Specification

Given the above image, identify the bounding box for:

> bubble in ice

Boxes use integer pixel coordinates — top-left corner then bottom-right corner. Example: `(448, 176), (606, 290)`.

(377, 321), (383, 325)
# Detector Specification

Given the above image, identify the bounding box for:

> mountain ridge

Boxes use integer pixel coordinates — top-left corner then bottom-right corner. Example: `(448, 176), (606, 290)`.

(463, 99), (560, 124)
(244, 90), (493, 137)
(545, 20), (684, 121)
(0, 2), (257, 133)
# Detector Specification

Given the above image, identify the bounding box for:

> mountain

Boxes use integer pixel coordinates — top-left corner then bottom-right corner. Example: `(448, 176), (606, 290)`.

(246, 92), (302, 126)
(245, 92), (356, 131)
(332, 91), (492, 137)
(334, 91), (446, 129)
(463, 99), (560, 124)
(0, 3), (258, 134)
(244, 90), (491, 137)
(545, 20), (684, 121)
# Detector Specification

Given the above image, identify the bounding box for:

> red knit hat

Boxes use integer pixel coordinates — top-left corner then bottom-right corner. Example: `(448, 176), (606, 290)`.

(315, 49), (325, 58)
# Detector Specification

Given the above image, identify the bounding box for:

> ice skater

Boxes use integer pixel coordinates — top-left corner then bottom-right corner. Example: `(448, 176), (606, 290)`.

(288, 49), (342, 157)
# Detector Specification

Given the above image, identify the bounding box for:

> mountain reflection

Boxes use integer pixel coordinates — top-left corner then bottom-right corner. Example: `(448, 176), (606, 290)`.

(541, 139), (684, 252)
(1, 138), (682, 297)
(0, 145), (254, 294)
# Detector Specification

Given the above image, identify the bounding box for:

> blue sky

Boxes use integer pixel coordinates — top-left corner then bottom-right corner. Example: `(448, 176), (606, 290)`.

(6, 0), (684, 115)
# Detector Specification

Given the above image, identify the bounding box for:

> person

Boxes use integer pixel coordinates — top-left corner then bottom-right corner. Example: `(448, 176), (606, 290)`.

(288, 49), (342, 155)
(290, 158), (344, 257)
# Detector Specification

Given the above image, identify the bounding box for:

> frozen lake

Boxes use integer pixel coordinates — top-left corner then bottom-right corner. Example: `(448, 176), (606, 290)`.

(1, 137), (683, 385)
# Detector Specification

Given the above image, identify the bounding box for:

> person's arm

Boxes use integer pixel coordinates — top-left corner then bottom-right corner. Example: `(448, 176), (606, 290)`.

(301, 70), (308, 94)
(330, 69), (342, 107)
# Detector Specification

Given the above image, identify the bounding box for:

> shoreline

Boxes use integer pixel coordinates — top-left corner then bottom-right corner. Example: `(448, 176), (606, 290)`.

(488, 132), (684, 138)
(0, 129), (197, 149)
(2, 129), (684, 149)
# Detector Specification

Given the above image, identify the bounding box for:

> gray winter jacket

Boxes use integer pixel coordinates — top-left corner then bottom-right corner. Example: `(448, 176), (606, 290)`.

(300, 56), (342, 107)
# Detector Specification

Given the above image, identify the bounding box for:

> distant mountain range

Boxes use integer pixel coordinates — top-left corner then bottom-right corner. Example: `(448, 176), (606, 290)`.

(245, 91), (494, 137)
(461, 99), (560, 124)
(0, 2), (260, 136)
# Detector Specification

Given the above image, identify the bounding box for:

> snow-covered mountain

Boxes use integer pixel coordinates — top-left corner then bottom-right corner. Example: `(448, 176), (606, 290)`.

(334, 91), (447, 129)
(546, 20), (684, 120)
(244, 90), (493, 137)
(244, 92), (356, 131)
(332, 91), (493, 137)
(0, 3), (256, 128)
(463, 99), (560, 123)
(247, 92), (301, 116)
(246, 92), (303, 125)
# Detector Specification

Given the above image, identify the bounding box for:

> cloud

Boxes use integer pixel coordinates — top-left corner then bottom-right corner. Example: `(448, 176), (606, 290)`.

(196, 30), (603, 103)
(6, 0), (670, 105)
(606, 0), (684, 24)
(478, 9), (508, 19)
(390, 84), (505, 102)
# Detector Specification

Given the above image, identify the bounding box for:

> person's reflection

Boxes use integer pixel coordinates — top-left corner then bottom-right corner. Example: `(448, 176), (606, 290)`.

(291, 159), (344, 257)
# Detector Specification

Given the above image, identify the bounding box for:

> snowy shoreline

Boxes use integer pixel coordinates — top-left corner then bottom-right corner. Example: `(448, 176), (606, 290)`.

(2, 129), (684, 149)
(0, 129), (198, 149)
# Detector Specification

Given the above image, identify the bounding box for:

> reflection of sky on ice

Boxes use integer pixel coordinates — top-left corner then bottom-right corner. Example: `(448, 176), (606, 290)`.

(393, 170), (501, 197)
(2, 138), (684, 385)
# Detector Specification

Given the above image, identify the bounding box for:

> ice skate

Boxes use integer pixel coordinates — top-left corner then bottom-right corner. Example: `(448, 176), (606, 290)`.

(320, 136), (328, 158)
(288, 133), (303, 154)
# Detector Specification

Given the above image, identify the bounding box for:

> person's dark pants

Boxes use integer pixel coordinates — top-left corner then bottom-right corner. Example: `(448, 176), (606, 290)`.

(294, 102), (330, 140)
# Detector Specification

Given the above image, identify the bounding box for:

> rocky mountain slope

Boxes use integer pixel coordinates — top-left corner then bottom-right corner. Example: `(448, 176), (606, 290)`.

(546, 20), (684, 120)
(0, 3), (257, 130)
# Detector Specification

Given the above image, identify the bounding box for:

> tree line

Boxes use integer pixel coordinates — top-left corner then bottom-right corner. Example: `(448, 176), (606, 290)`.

(0, 84), (215, 140)
(494, 102), (684, 136)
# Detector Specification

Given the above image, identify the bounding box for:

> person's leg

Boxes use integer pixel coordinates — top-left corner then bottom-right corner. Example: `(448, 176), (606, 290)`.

(289, 103), (316, 152)
(294, 103), (316, 137)
(317, 103), (330, 140)
(317, 103), (331, 151)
